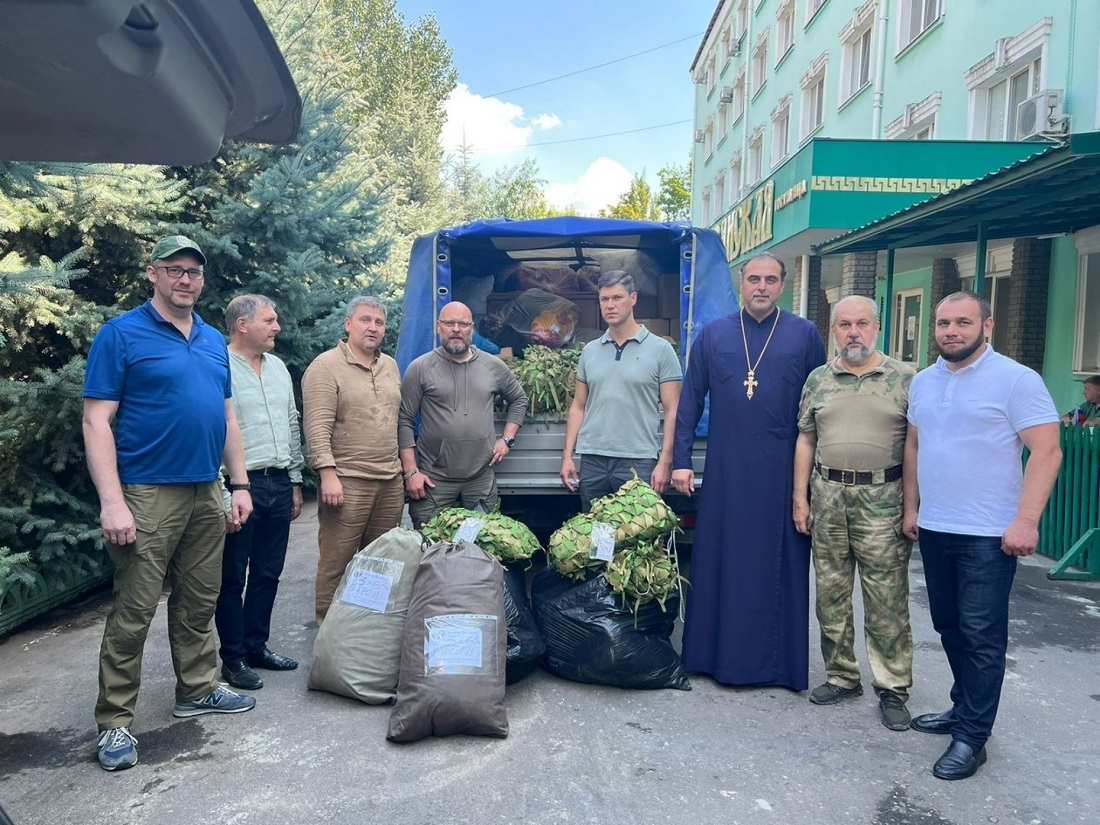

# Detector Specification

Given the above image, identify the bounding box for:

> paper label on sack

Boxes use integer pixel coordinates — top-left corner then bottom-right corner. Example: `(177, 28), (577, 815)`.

(589, 521), (616, 562)
(452, 517), (486, 544)
(427, 626), (483, 669)
(339, 556), (405, 612)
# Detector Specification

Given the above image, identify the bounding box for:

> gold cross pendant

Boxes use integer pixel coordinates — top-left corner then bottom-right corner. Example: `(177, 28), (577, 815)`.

(744, 370), (758, 399)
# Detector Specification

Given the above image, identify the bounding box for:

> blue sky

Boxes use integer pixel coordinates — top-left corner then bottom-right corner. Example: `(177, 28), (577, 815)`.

(396, 0), (715, 214)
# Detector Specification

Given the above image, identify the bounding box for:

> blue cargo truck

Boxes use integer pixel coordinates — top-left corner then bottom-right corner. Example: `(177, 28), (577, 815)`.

(395, 216), (737, 538)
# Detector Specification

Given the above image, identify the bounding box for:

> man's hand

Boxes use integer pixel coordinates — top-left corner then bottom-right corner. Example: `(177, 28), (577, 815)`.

(902, 509), (919, 541)
(560, 457), (579, 492)
(226, 515), (243, 534)
(291, 486), (303, 521)
(405, 471), (435, 500)
(320, 473), (344, 508)
(1002, 518), (1039, 557)
(671, 468), (694, 497)
(650, 458), (672, 494)
(489, 438), (510, 466)
(792, 497), (811, 535)
(229, 490), (252, 529)
(101, 501), (137, 545)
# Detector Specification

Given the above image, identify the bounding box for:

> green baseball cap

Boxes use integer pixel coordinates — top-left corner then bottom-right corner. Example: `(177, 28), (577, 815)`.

(150, 234), (207, 265)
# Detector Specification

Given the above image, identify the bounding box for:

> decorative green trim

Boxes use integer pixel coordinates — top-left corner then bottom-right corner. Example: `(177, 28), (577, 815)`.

(811, 175), (972, 194)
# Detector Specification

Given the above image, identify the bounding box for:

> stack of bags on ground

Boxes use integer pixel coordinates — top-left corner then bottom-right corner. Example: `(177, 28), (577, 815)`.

(308, 477), (689, 743)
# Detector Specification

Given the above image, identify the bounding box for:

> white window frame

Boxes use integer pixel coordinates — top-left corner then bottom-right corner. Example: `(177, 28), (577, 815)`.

(701, 186), (713, 226)
(720, 24), (733, 69)
(806, 0), (829, 27)
(800, 53), (829, 139)
(704, 117), (715, 160)
(1074, 226), (1100, 372)
(885, 92), (942, 139)
(718, 100), (730, 140)
(706, 53), (718, 95)
(958, 243), (1013, 354)
(730, 151), (744, 204)
(751, 28), (770, 98)
(714, 171), (727, 216)
(771, 95), (792, 167)
(732, 67), (747, 124)
(898, 0), (943, 52)
(748, 126), (765, 184)
(964, 19), (1050, 140)
(891, 288), (923, 363)
(839, 1), (876, 104)
(735, 0), (749, 44)
(776, 0), (796, 62)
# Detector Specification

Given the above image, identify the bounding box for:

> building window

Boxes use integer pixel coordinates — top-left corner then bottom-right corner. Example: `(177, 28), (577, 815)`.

(776, 0), (795, 61)
(1074, 230), (1100, 372)
(899, 0), (942, 51)
(704, 119), (715, 159)
(732, 69), (747, 123)
(983, 59), (1042, 140)
(715, 172), (727, 216)
(730, 154), (743, 203)
(751, 30), (769, 98)
(748, 129), (764, 184)
(735, 0), (749, 43)
(885, 91), (941, 139)
(701, 187), (713, 226)
(800, 54), (828, 138)
(720, 25), (733, 68)
(707, 53), (718, 94)
(806, 0), (829, 26)
(771, 96), (792, 166)
(842, 27), (873, 102)
(718, 101), (730, 139)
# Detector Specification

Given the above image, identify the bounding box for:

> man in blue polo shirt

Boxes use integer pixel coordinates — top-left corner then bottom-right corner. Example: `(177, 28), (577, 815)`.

(83, 235), (257, 772)
(903, 291), (1061, 780)
(560, 270), (682, 508)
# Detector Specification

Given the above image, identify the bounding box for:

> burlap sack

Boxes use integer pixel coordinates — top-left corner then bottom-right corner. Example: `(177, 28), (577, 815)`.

(308, 527), (424, 704)
(386, 541), (508, 742)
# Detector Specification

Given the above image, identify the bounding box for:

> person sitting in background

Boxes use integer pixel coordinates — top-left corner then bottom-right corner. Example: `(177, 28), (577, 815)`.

(1060, 375), (1100, 425)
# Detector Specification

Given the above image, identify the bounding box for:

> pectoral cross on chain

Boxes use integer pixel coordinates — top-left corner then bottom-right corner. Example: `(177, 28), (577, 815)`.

(744, 369), (758, 399)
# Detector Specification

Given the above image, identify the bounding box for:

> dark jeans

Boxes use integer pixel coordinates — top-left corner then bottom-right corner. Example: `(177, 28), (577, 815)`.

(215, 469), (293, 664)
(918, 528), (1018, 749)
(578, 455), (658, 512)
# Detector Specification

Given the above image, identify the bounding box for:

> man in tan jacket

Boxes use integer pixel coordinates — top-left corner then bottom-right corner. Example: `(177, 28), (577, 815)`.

(302, 296), (403, 624)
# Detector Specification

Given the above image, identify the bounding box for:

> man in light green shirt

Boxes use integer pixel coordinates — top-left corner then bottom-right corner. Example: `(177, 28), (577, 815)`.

(215, 294), (305, 691)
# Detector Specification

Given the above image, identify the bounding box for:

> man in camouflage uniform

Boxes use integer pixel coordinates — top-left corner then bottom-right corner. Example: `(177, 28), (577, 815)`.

(793, 295), (916, 731)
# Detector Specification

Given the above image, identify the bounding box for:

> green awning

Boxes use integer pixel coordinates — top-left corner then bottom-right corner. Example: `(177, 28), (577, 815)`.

(814, 132), (1100, 255)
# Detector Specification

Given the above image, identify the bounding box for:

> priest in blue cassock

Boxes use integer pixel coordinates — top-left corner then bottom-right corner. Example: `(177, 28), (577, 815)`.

(672, 253), (826, 690)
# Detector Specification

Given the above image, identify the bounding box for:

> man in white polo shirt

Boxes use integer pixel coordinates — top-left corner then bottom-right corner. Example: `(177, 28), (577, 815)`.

(560, 270), (682, 508)
(902, 291), (1061, 781)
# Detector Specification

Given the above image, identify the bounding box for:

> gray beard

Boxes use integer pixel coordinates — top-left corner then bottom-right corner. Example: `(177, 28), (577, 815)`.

(443, 339), (469, 356)
(841, 343), (873, 364)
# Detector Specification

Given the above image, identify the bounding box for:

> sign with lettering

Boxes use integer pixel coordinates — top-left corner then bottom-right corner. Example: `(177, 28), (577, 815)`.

(716, 179), (774, 260)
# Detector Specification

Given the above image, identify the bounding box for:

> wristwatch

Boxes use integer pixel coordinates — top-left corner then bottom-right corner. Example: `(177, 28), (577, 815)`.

(501, 436), (515, 448)
(227, 482), (251, 492)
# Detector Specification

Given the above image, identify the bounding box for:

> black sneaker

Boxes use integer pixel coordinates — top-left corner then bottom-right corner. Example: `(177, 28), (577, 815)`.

(809, 681), (864, 705)
(879, 691), (911, 731)
(222, 659), (263, 690)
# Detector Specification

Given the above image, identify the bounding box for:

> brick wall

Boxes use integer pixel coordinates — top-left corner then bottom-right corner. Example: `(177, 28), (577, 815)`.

(1003, 237), (1052, 371)
(840, 251), (877, 298)
(799, 255), (830, 346)
(928, 257), (962, 363)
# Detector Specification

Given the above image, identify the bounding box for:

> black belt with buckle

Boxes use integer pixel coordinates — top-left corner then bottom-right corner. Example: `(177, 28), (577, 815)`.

(248, 467), (290, 477)
(816, 463), (903, 485)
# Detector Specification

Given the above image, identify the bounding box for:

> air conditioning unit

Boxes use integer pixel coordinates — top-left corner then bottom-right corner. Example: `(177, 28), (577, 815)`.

(1015, 89), (1065, 139)
(694, 129), (705, 143)
(719, 86), (734, 104)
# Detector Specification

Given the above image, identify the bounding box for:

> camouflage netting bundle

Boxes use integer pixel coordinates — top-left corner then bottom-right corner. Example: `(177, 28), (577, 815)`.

(547, 511), (608, 580)
(419, 508), (542, 564)
(589, 475), (678, 545)
(605, 536), (684, 614)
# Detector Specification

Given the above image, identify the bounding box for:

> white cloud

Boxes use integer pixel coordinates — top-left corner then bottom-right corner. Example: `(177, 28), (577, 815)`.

(532, 113), (562, 130)
(545, 157), (632, 216)
(440, 84), (560, 156)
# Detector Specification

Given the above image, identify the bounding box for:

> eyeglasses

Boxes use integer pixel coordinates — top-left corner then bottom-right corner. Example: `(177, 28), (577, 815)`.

(438, 320), (473, 330)
(153, 265), (204, 280)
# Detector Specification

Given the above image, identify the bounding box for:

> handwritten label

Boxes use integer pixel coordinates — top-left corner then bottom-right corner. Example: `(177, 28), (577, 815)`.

(341, 569), (394, 612)
(427, 626), (483, 670)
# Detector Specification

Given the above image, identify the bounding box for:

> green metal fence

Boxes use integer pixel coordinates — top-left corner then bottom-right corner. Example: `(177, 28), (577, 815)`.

(1039, 423), (1100, 580)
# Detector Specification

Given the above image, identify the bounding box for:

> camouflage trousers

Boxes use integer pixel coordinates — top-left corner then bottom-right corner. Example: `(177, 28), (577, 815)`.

(810, 474), (913, 699)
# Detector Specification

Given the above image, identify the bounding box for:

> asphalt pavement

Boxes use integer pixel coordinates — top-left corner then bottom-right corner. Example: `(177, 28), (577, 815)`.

(1, 502), (1098, 825)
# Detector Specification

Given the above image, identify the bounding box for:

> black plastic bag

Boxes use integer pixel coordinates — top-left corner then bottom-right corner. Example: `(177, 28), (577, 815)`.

(531, 567), (690, 691)
(502, 563), (545, 684)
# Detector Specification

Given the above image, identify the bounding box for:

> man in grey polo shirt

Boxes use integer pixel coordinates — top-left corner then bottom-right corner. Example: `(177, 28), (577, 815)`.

(560, 270), (682, 508)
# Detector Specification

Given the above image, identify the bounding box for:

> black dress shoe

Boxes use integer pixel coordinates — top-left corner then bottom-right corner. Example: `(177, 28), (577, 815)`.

(933, 739), (987, 780)
(222, 659), (263, 690)
(247, 647), (298, 671)
(911, 707), (955, 734)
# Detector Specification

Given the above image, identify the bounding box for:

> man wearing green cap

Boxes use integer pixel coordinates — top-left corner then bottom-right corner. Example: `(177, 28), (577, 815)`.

(83, 235), (257, 772)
